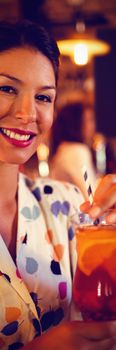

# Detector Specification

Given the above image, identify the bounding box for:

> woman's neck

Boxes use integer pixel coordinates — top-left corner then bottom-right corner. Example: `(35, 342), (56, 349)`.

(0, 162), (19, 206)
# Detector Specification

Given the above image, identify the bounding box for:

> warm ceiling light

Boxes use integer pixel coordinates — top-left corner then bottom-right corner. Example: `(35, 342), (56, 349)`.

(37, 143), (49, 161)
(74, 43), (88, 65)
(57, 38), (111, 65)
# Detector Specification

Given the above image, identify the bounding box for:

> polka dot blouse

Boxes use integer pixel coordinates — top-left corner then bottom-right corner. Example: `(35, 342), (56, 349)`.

(0, 173), (84, 349)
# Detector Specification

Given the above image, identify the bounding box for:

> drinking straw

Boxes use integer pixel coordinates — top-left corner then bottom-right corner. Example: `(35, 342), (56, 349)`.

(82, 165), (100, 225)
(82, 165), (93, 204)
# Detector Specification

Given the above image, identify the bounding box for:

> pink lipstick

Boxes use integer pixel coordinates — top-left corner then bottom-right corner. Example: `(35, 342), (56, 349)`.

(0, 127), (36, 148)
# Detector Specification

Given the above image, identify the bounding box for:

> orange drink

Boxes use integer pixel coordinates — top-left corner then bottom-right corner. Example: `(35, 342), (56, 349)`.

(73, 222), (116, 321)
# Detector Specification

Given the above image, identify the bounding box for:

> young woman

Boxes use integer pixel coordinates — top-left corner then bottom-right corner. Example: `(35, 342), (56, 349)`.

(0, 20), (116, 350)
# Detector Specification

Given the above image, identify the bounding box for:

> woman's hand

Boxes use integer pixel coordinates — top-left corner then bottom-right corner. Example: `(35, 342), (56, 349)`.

(80, 174), (116, 224)
(23, 320), (116, 350)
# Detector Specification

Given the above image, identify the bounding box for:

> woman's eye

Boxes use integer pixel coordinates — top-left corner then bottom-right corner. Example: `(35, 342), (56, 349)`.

(36, 94), (51, 103)
(0, 85), (16, 94)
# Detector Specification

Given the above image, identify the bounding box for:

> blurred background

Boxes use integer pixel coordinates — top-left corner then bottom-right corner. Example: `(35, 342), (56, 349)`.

(1, 0), (116, 181)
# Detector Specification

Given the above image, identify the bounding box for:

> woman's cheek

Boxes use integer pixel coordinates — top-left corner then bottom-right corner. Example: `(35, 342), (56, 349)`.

(0, 99), (11, 117)
(39, 110), (54, 133)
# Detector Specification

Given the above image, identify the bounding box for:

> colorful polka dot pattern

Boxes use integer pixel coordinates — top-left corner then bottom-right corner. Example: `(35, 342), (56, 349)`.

(0, 174), (83, 349)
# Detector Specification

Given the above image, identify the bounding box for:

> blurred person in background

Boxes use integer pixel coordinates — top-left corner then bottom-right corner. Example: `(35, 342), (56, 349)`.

(49, 101), (98, 199)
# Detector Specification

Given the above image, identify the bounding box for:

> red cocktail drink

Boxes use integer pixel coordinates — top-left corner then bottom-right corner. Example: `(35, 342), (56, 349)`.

(73, 224), (116, 321)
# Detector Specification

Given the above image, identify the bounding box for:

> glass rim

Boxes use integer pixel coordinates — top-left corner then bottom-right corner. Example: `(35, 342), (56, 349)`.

(76, 210), (116, 227)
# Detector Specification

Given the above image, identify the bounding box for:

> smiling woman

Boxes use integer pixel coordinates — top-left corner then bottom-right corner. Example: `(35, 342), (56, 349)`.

(0, 46), (56, 163)
(0, 20), (116, 350)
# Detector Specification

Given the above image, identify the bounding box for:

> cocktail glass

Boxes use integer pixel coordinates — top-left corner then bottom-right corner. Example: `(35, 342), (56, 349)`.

(73, 213), (116, 321)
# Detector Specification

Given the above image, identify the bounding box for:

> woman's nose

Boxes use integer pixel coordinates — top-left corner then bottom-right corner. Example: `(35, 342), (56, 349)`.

(14, 94), (37, 124)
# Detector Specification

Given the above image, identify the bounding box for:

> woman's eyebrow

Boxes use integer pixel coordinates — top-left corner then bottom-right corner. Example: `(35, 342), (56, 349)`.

(40, 85), (56, 91)
(0, 73), (21, 83)
(0, 73), (56, 90)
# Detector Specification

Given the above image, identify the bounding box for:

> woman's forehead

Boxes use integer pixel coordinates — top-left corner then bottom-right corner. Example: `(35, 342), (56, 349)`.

(0, 47), (56, 85)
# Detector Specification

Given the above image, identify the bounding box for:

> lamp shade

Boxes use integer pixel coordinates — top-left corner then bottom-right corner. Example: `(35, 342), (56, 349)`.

(57, 38), (111, 65)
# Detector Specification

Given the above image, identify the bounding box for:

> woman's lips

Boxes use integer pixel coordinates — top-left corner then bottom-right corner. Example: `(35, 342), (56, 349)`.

(0, 127), (36, 148)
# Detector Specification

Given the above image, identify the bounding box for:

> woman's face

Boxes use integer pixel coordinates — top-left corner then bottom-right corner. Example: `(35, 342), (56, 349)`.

(0, 46), (56, 164)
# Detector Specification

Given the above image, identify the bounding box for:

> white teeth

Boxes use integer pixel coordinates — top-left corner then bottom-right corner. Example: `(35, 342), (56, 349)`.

(1, 128), (30, 141)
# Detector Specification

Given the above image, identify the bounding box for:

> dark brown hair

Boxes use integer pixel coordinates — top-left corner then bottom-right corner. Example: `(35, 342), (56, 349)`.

(0, 20), (60, 84)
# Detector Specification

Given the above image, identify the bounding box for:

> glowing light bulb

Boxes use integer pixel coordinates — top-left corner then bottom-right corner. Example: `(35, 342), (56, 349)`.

(74, 43), (89, 65)
(37, 143), (49, 161)
(38, 161), (49, 177)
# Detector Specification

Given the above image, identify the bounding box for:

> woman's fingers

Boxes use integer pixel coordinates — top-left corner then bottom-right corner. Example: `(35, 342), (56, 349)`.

(22, 320), (116, 350)
(70, 321), (116, 350)
(89, 184), (116, 221)
(93, 174), (116, 210)
(80, 174), (116, 223)
(73, 335), (116, 350)
(106, 208), (116, 224)
(72, 320), (116, 340)
(80, 200), (91, 212)
(99, 337), (116, 350)
(74, 321), (116, 350)
(93, 174), (116, 200)
(89, 337), (116, 350)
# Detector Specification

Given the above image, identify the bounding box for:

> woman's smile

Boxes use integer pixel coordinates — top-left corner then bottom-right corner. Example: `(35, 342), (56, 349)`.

(0, 127), (36, 148)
